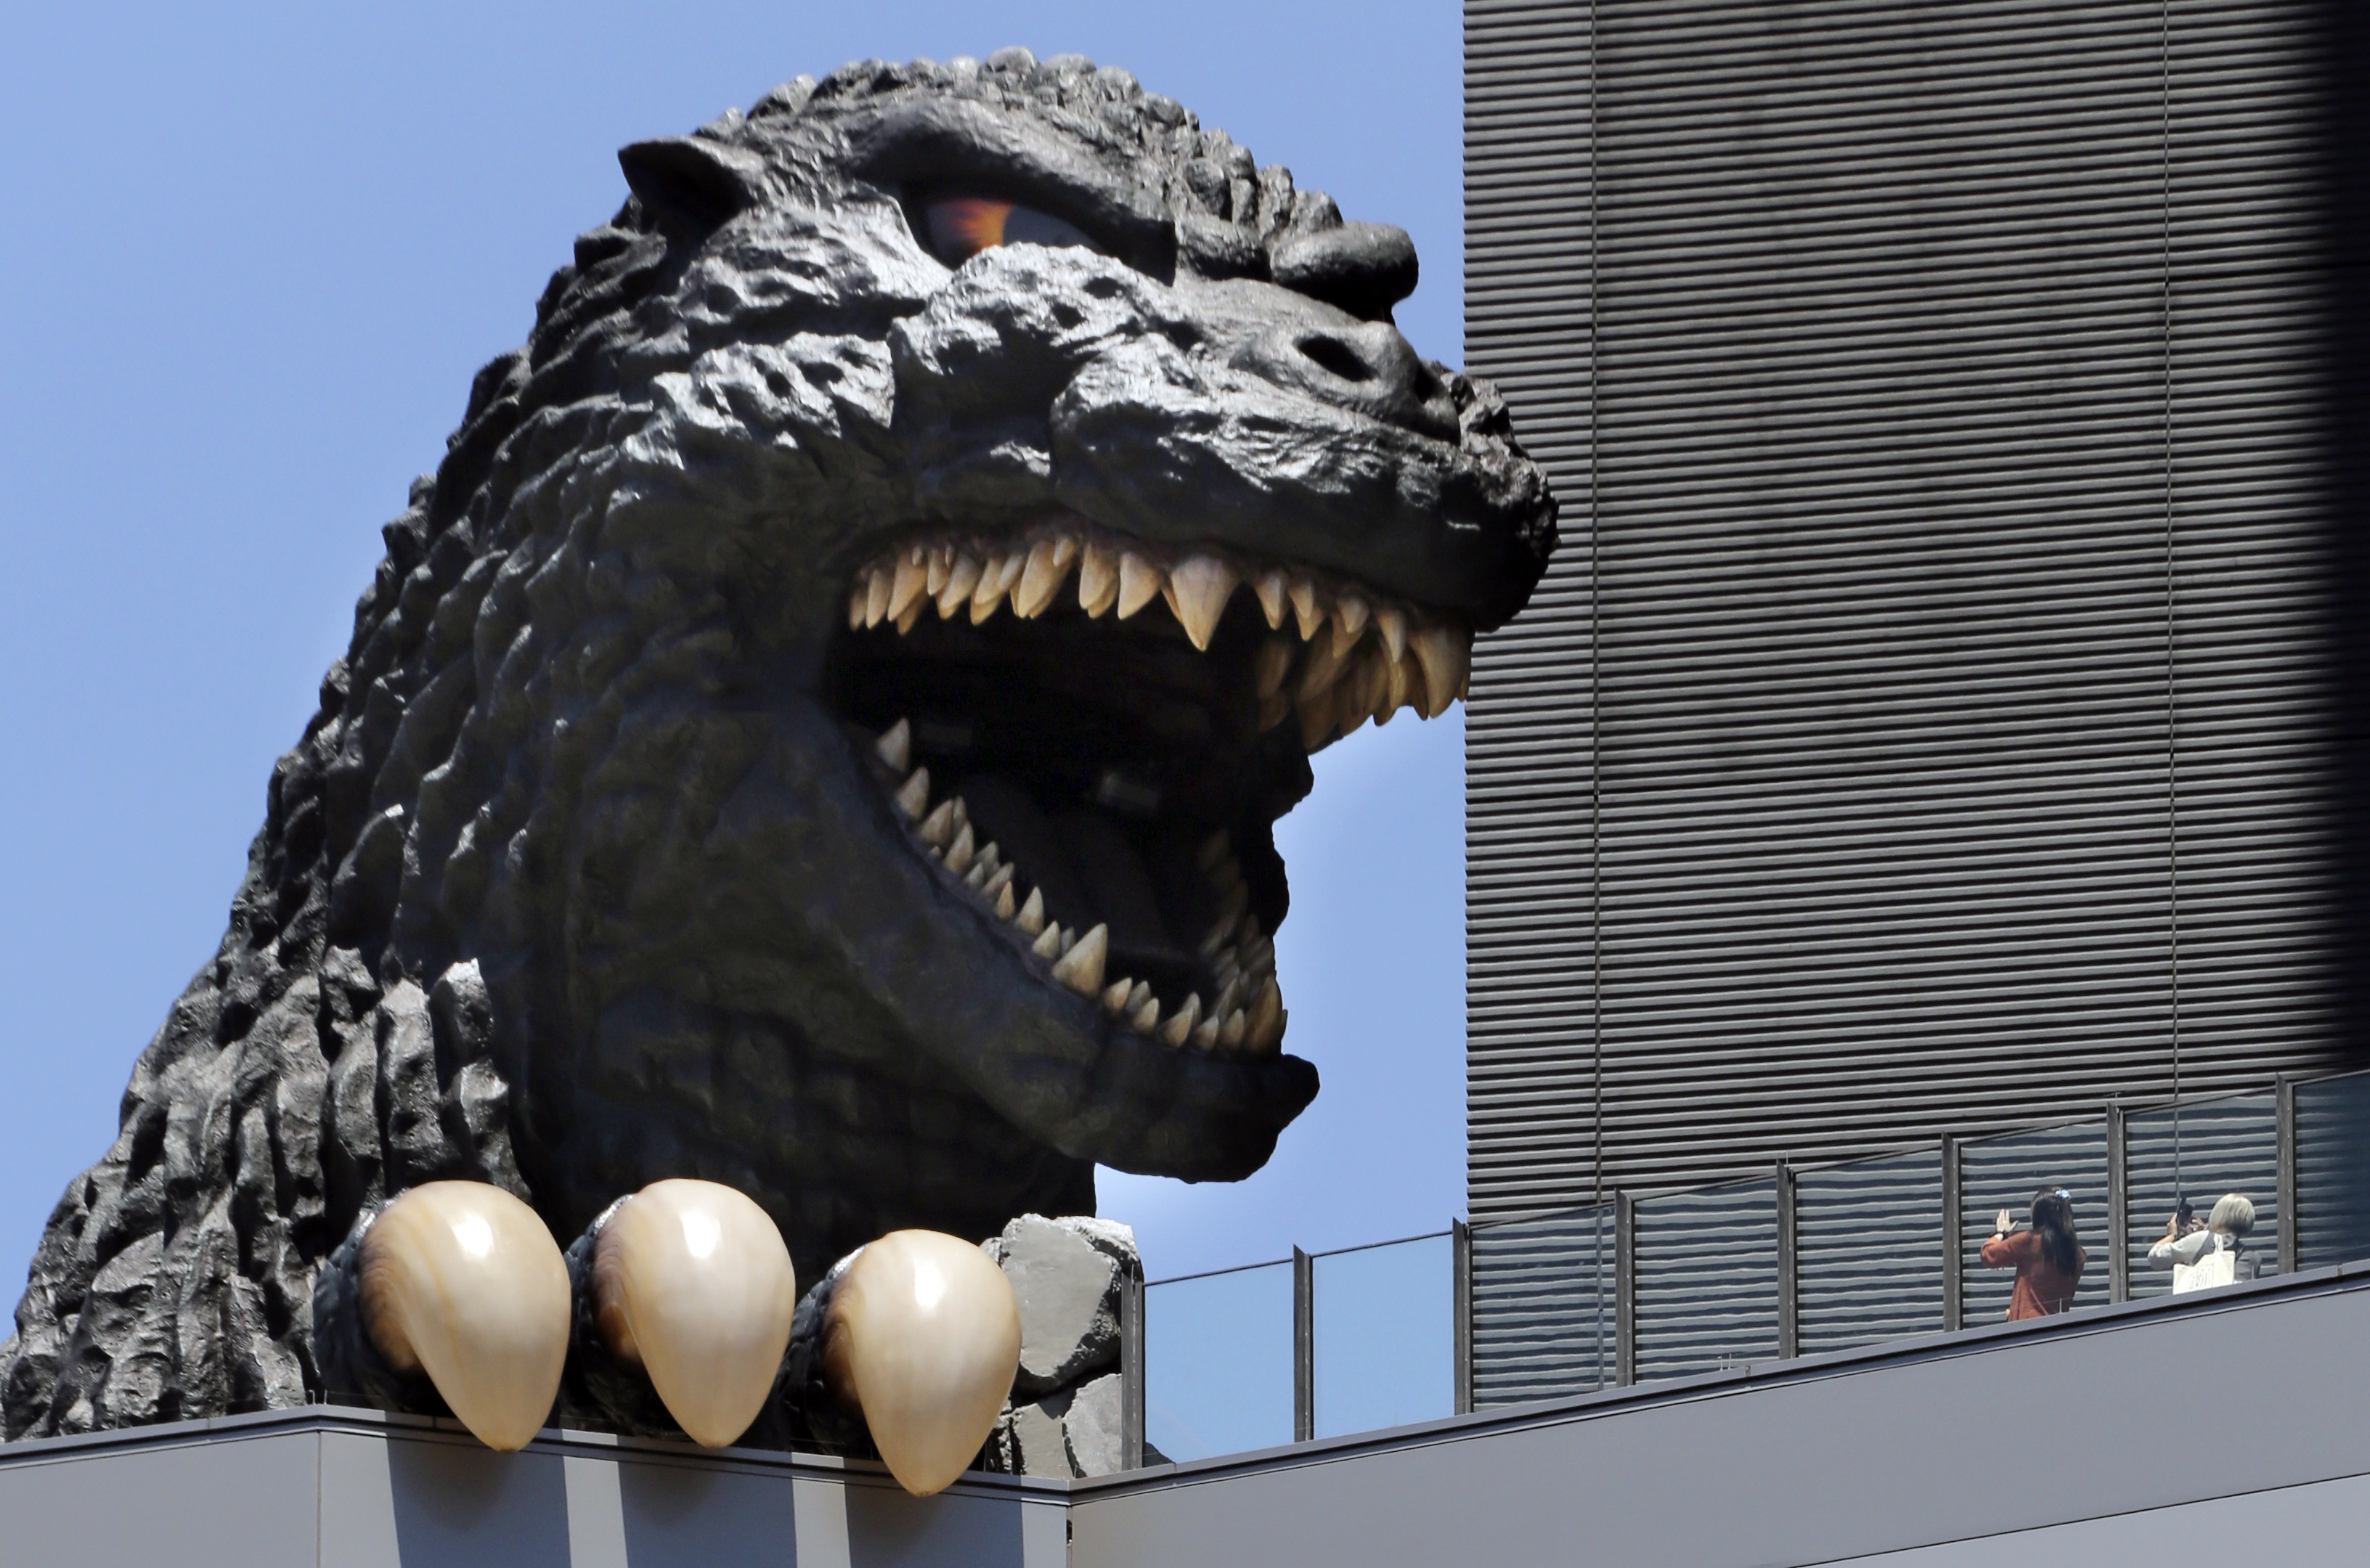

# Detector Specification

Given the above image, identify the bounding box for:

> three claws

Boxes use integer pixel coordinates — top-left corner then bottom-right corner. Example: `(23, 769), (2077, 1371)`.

(847, 525), (1475, 751)
(355, 1180), (1017, 1496)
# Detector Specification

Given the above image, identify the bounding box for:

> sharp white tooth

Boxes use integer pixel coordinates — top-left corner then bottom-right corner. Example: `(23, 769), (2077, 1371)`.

(1411, 622), (1470, 719)
(1330, 592), (1370, 656)
(993, 882), (1017, 919)
(875, 719), (912, 774)
(1213, 955), (1242, 995)
(1032, 923), (1064, 958)
(1129, 993), (1160, 1033)
(1247, 978), (1284, 1051)
(1295, 636), (1356, 702)
(889, 553), (930, 624)
(1376, 603), (1410, 663)
(964, 858), (990, 890)
(1290, 576), (1324, 640)
(893, 768), (930, 819)
(1199, 915), (1237, 958)
(1165, 555), (1238, 650)
(982, 863), (1014, 900)
(1211, 975), (1244, 1021)
(939, 552), (985, 618)
(1259, 689), (1292, 731)
(1190, 1015), (1222, 1050)
(1357, 645), (1394, 722)
(865, 565), (894, 629)
(1255, 636), (1297, 699)
(1197, 830), (1231, 870)
(1388, 651), (1420, 718)
(1220, 1009), (1247, 1049)
(950, 798), (969, 833)
(1102, 976), (1135, 1013)
(1015, 887), (1046, 935)
(919, 798), (957, 847)
(1126, 981), (1153, 1013)
(1253, 568), (1290, 629)
(1160, 993), (1202, 1046)
(1116, 552), (1165, 619)
(974, 843), (1001, 877)
(357, 1181), (571, 1453)
(1015, 536), (1076, 618)
(1051, 923), (1108, 995)
(944, 822), (975, 875)
(592, 1179), (799, 1448)
(849, 584), (868, 630)
(824, 1229), (1022, 1498)
(896, 597), (925, 634)
(969, 555), (1011, 624)
(1078, 542), (1120, 616)
(1298, 684), (1342, 751)
(1241, 935), (1274, 976)
(926, 544), (953, 597)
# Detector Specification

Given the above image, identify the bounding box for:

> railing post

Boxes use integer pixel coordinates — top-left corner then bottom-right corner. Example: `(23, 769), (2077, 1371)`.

(1941, 1135), (1963, 1333)
(1775, 1161), (1798, 1359)
(1292, 1246), (1314, 1442)
(2106, 1101), (2129, 1303)
(1614, 1191), (1637, 1387)
(1120, 1254), (1145, 1469)
(2277, 1074), (2299, 1275)
(1451, 1219), (1474, 1414)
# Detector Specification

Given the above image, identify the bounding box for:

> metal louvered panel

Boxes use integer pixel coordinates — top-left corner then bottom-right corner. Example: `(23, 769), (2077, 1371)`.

(1632, 1180), (1778, 1380)
(1467, 1205), (1614, 1408)
(1795, 1148), (1945, 1355)
(1464, 0), (2347, 1245)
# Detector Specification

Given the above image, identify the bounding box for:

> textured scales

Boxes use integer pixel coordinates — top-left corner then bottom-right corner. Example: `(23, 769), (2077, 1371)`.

(0, 48), (1552, 1442)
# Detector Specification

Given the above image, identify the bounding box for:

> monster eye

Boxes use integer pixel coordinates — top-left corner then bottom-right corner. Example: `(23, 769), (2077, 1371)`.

(921, 197), (1104, 266)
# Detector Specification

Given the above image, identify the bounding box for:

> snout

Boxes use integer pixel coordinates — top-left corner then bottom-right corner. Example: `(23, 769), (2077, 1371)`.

(1253, 317), (1460, 443)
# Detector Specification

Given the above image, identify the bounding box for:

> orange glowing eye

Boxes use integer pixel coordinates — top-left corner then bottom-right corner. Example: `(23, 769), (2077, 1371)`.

(922, 197), (1101, 266)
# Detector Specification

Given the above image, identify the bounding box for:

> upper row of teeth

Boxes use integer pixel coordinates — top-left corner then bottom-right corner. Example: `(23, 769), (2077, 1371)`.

(872, 718), (1287, 1057)
(847, 528), (1475, 748)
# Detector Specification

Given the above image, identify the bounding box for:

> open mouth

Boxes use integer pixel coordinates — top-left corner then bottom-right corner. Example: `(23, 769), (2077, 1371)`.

(828, 513), (1472, 1058)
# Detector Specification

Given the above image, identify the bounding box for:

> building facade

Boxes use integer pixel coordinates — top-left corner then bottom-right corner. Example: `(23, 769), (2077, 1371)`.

(1464, 0), (2370, 1396)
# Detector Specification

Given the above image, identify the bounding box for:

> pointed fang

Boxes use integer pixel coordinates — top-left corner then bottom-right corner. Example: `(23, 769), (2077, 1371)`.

(1050, 923), (1108, 995)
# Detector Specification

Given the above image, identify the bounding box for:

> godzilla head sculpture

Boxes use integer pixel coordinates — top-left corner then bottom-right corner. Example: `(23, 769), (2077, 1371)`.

(2, 49), (1552, 1445)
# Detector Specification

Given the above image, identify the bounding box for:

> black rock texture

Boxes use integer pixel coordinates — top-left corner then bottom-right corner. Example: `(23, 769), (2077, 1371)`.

(1, 48), (1553, 1442)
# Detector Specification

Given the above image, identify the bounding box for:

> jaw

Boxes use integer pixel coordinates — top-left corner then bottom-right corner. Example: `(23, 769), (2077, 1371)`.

(799, 509), (1475, 1177)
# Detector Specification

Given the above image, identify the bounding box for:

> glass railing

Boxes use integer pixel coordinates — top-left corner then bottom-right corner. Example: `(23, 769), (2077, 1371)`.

(1134, 1066), (2370, 1462)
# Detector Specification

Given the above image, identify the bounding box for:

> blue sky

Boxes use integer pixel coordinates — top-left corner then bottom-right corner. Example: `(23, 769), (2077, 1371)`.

(0, 0), (1465, 1288)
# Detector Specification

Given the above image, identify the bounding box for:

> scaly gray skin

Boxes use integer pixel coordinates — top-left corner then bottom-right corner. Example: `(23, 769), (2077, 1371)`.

(1, 49), (1554, 1441)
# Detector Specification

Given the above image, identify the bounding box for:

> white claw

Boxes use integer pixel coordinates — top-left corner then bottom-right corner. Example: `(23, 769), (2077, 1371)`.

(1051, 923), (1108, 995)
(893, 769), (930, 820)
(359, 1182), (569, 1453)
(1165, 554), (1238, 650)
(823, 1230), (1021, 1497)
(1116, 552), (1164, 619)
(592, 1180), (797, 1449)
(875, 719), (911, 775)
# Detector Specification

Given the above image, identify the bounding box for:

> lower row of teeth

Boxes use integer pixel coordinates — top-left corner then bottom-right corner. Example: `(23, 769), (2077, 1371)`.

(848, 528), (1476, 751)
(872, 719), (1287, 1056)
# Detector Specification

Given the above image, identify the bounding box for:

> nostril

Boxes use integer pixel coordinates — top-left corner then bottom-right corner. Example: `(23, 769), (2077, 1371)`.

(1298, 334), (1375, 383)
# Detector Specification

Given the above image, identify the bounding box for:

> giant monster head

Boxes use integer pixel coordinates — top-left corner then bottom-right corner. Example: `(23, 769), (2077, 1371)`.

(3, 49), (1551, 1440)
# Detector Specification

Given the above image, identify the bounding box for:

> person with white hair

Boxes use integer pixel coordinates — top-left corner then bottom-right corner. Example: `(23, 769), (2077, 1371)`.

(2143, 1193), (2259, 1292)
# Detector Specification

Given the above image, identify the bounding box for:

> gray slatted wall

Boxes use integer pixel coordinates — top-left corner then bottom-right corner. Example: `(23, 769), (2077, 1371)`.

(1464, 0), (2344, 1231)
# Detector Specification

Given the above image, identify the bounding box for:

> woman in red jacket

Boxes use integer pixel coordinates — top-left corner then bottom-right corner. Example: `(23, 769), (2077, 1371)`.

(1980, 1188), (2085, 1320)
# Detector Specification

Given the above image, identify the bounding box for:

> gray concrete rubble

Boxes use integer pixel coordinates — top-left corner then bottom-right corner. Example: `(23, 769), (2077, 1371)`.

(982, 1214), (1136, 1477)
